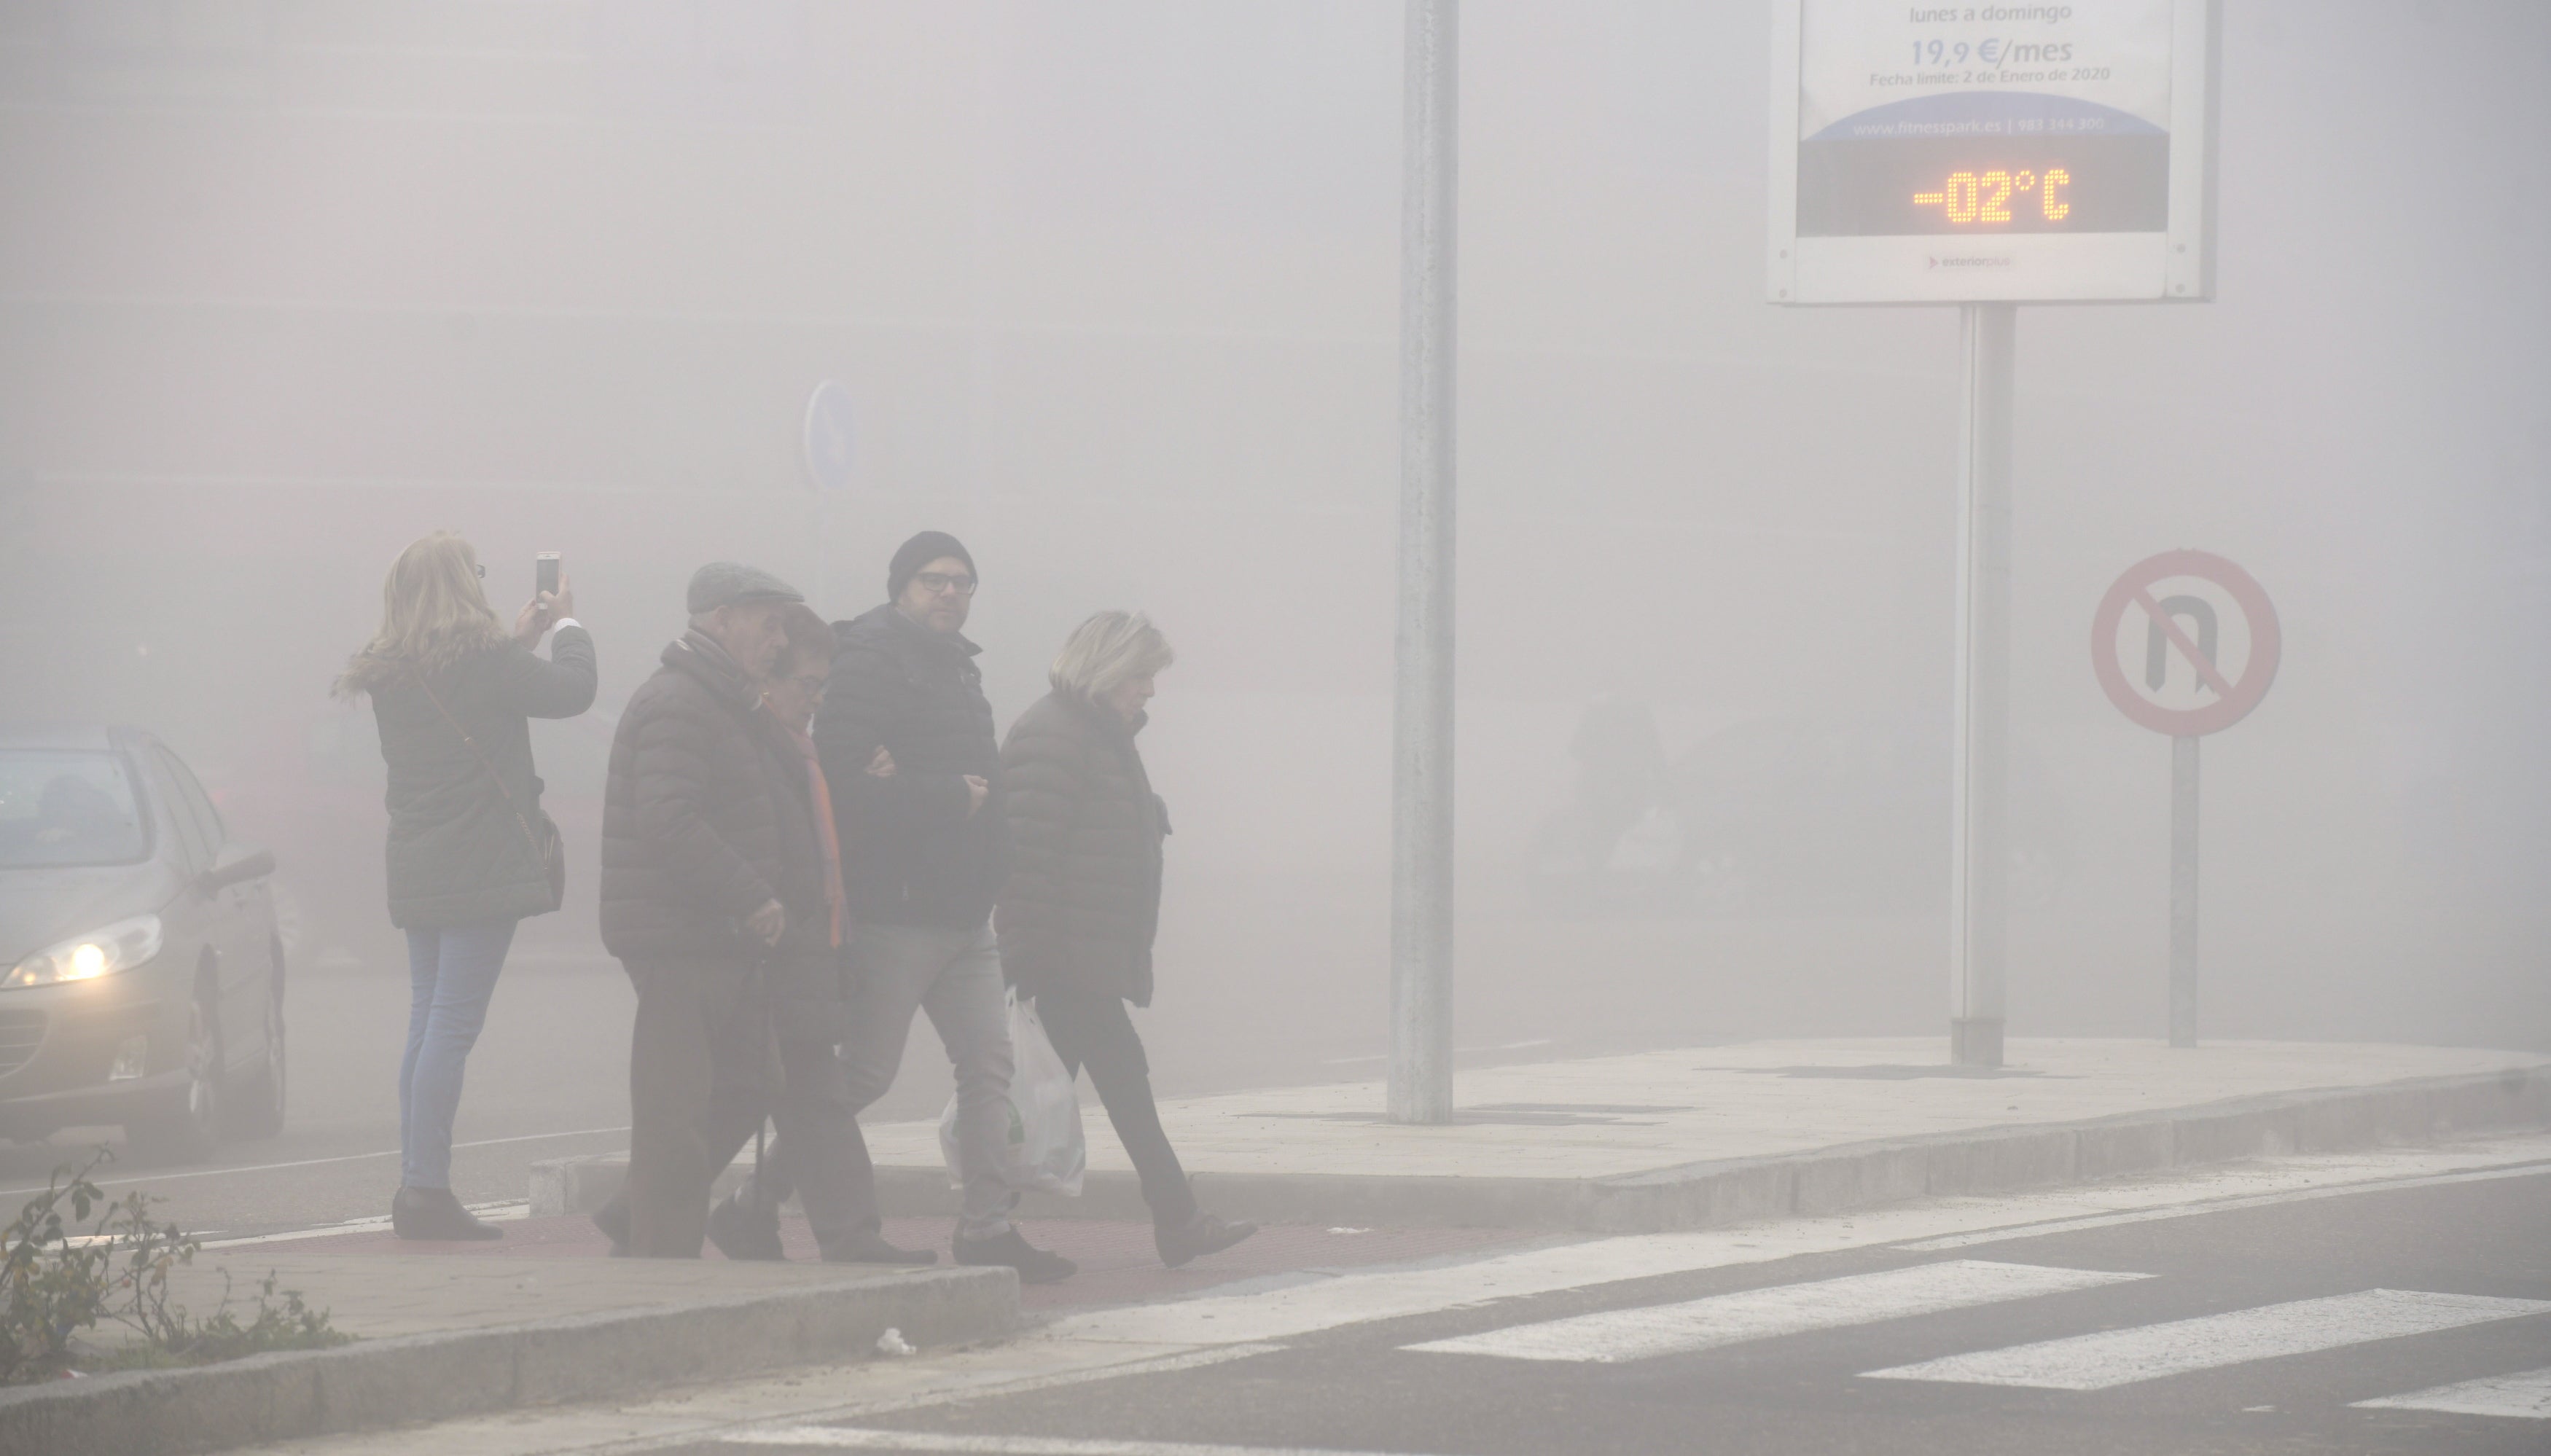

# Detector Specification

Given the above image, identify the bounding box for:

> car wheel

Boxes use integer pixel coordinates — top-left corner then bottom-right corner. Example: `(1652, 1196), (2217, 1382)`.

(126, 973), (224, 1164)
(228, 944), (287, 1140)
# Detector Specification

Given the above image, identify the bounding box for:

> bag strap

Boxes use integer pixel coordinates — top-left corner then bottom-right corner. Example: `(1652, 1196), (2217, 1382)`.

(415, 668), (548, 865)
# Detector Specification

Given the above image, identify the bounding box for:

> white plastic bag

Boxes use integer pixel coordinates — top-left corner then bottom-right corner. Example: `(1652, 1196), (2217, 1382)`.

(939, 990), (1085, 1197)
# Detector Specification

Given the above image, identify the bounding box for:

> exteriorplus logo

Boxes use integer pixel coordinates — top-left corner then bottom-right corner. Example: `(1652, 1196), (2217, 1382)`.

(1928, 254), (2015, 269)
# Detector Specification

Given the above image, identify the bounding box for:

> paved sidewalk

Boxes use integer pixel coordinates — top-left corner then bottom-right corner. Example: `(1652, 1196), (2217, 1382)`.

(128, 1248), (948, 1342)
(856, 1038), (2550, 1178)
(226, 1215), (1531, 1317)
(536, 1037), (2551, 1231)
(0, 1230), (1017, 1456)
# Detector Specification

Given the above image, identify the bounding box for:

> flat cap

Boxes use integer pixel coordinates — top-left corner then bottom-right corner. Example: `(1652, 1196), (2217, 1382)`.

(687, 561), (805, 615)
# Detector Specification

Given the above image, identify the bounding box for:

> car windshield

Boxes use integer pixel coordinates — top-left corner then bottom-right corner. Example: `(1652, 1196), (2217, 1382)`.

(0, 751), (150, 869)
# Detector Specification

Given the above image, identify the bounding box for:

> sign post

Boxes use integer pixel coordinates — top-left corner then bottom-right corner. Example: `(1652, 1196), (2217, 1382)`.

(1769, 0), (2219, 1066)
(2091, 549), (2281, 1046)
(801, 379), (855, 606)
(1391, 0), (1458, 1124)
(1948, 302), (2014, 1067)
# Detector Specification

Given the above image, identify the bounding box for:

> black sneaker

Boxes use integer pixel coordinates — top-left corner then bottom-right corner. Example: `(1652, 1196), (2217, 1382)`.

(1155, 1211), (1257, 1269)
(391, 1186), (504, 1242)
(952, 1227), (1077, 1284)
(706, 1188), (786, 1261)
(821, 1230), (939, 1265)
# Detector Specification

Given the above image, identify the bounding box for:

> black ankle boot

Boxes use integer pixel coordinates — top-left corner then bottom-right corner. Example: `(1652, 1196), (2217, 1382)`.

(392, 1186), (503, 1241)
(706, 1187), (786, 1261)
(1156, 1210), (1257, 1268)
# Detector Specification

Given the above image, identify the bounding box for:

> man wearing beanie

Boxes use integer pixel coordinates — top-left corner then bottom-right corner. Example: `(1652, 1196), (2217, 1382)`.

(595, 562), (808, 1256)
(814, 532), (1074, 1283)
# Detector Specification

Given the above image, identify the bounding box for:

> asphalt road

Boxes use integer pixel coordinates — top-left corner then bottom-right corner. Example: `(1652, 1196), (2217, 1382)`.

(722, 1165), (2551, 1456)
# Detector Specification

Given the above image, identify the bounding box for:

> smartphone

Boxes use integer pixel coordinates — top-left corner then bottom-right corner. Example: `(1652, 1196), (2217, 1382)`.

(536, 552), (560, 600)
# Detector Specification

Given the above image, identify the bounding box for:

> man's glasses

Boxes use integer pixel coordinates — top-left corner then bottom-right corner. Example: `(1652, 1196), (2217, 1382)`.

(913, 572), (977, 597)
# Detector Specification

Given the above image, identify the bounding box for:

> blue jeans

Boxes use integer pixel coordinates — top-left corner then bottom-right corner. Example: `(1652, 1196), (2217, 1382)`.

(399, 920), (517, 1190)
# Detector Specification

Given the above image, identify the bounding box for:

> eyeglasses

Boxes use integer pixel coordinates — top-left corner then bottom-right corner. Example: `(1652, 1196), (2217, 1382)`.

(913, 572), (977, 597)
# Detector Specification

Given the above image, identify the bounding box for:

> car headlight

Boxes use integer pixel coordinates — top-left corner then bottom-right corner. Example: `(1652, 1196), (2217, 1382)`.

(4, 915), (164, 990)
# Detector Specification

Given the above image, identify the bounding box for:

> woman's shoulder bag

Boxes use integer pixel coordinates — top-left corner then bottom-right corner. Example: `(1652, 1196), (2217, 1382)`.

(415, 668), (566, 914)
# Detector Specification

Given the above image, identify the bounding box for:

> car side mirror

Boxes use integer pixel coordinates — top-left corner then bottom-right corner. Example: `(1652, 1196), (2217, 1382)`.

(198, 847), (276, 895)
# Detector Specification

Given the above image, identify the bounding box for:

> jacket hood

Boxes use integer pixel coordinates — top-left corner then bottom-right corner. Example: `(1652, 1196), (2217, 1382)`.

(842, 602), (982, 660)
(663, 631), (762, 709)
(1051, 689), (1145, 740)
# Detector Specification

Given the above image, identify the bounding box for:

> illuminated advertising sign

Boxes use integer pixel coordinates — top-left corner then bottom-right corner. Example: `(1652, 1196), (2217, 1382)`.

(1768, 1), (2217, 303)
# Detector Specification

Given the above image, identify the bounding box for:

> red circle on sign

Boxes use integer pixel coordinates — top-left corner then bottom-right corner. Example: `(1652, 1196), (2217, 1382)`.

(2090, 549), (2280, 737)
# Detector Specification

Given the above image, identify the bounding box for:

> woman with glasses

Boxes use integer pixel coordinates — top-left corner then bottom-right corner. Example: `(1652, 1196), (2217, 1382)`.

(698, 605), (934, 1263)
(336, 532), (594, 1240)
(996, 611), (1255, 1268)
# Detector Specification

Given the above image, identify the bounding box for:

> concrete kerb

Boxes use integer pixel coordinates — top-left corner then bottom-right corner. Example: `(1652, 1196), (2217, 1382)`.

(531, 1063), (2551, 1236)
(0, 1264), (1017, 1456)
(1587, 1063), (2551, 1233)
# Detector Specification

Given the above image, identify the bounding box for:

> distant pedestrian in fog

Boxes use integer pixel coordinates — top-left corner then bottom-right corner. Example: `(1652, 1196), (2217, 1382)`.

(337, 531), (593, 1241)
(997, 611), (1255, 1268)
(596, 562), (807, 1257)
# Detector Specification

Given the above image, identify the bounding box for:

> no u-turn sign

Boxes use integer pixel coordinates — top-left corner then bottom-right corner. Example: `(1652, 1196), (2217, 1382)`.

(2090, 547), (2278, 1050)
(2091, 549), (2280, 737)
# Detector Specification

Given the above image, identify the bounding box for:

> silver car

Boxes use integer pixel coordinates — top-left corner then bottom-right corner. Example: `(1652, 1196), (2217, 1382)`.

(0, 724), (286, 1162)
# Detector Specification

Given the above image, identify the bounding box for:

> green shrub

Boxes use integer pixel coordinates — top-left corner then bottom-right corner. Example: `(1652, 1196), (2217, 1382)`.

(1, 1149), (350, 1383)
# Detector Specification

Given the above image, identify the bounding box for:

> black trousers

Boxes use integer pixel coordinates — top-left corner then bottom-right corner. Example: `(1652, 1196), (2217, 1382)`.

(1033, 992), (1197, 1230)
(620, 957), (774, 1258)
(741, 1036), (878, 1255)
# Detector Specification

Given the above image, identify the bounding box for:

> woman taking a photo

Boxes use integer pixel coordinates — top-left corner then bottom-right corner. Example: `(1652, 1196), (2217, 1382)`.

(996, 611), (1254, 1268)
(337, 533), (595, 1240)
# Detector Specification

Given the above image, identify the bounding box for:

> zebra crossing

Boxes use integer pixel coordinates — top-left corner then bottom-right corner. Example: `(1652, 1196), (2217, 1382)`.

(1401, 1257), (2551, 1416)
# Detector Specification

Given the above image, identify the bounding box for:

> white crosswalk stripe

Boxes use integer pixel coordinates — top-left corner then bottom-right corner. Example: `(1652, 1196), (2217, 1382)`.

(1863, 1289), (2551, 1391)
(1401, 1260), (2147, 1363)
(2353, 1366), (2551, 1420)
(722, 1430), (1439, 1455)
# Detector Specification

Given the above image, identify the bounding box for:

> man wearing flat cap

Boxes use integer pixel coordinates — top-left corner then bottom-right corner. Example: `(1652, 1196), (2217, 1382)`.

(595, 561), (814, 1256)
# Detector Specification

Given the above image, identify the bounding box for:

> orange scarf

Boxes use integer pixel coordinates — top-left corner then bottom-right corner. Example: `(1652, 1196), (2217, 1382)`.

(777, 713), (847, 949)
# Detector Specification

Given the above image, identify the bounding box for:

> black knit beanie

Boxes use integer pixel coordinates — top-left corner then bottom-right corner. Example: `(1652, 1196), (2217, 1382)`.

(887, 531), (976, 602)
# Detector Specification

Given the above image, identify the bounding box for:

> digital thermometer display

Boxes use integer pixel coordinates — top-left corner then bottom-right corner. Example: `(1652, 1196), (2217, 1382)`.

(1794, 136), (2167, 237)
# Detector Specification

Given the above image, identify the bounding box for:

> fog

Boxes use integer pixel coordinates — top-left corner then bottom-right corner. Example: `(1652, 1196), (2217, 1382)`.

(2, 0), (2544, 1127)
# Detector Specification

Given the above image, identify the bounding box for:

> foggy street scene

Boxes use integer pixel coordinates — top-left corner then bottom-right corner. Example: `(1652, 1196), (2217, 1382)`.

(1, 1), (2547, 1453)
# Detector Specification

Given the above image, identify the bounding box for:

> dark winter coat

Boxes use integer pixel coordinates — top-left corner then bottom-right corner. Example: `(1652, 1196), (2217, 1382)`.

(754, 711), (852, 1043)
(812, 603), (1008, 930)
(371, 626), (596, 929)
(993, 690), (1167, 1006)
(599, 633), (806, 965)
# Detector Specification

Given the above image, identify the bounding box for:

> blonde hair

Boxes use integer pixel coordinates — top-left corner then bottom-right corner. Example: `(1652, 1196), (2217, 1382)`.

(335, 532), (508, 697)
(1049, 611), (1173, 701)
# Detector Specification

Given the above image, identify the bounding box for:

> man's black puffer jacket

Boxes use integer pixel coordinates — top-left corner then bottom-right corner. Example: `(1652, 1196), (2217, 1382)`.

(994, 691), (1165, 1006)
(812, 603), (1008, 930)
(600, 633), (802, 965)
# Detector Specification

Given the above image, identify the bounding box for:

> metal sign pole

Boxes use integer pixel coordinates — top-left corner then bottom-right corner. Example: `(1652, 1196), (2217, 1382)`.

(1948, 302), (2015, 1069)
(2169, 733), (2200, 1046)
(1390, 0), (1458, 1125)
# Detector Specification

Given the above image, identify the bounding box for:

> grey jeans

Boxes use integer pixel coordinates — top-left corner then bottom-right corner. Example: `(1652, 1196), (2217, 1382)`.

(838, 921), (1015, 1240)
